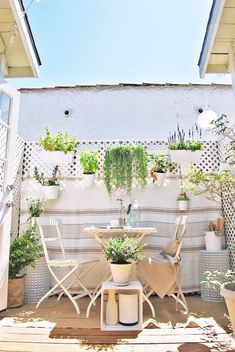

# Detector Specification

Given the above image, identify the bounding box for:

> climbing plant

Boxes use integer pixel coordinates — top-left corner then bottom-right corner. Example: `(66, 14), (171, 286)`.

(103, 145), (148, 195)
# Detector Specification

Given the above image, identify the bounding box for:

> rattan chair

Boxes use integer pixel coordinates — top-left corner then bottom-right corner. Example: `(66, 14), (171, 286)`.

(36, 217), (99, 314)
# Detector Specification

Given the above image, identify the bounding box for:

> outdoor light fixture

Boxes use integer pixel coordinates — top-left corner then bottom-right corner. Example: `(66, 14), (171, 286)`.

(197, 109), (218, 131)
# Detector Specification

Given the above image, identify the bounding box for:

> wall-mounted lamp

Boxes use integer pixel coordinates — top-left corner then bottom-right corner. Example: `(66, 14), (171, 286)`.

(64, 109), (72, 117)
(197, 109), (218, 131)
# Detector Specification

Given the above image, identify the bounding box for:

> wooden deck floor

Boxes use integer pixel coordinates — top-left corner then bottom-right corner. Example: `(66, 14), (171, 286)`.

(0, 295), (234, 352)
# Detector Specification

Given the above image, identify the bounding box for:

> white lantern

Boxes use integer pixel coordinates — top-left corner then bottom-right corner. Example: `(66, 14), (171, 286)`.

(197, 110), (218, 131)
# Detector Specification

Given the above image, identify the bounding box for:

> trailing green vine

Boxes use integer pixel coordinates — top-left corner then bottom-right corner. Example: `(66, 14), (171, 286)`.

(103, 145), (147, 195)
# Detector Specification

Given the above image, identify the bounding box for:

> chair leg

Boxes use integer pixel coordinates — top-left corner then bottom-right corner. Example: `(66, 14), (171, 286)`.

(171, 293), (188, 313)
(142, 292), (155, 318)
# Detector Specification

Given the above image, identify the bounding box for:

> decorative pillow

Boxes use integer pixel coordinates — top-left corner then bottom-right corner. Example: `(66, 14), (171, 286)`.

(160, 239), (178, 258)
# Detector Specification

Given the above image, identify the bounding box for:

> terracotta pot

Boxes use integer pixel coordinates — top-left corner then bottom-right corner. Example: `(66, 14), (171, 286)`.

(220, 283), (235, 336)
(8, 277), (25, 308)
(110, 263), (132, 285)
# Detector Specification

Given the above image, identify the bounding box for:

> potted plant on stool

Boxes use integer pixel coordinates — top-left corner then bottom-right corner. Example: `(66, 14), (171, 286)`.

(80, 149), (99, 186)
(8, 226), (42, 308)
(103, 235), (145, 285)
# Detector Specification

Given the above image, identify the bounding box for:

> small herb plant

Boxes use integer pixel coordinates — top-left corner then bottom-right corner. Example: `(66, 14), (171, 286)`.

(103, 235), (145, 264)
(39, 128), (77, 154)
(34, 165), (59, 186)
(80, 149), (99, 174)
(177, 192), (189, 201)
(9, 226), (42, 279)
(103, 145), (148, 195)
(201, 270), (235, 290)
(168, 124), (203, 151)
(148, 152), (174, 174)
(26, 197), (46, 219)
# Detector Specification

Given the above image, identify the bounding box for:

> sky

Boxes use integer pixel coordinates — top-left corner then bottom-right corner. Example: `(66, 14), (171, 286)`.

(8, 0), (232, 88)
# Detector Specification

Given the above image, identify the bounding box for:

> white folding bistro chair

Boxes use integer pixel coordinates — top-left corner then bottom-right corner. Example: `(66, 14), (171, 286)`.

(139, 215), (188, 312)
(36, 217), (99, 314)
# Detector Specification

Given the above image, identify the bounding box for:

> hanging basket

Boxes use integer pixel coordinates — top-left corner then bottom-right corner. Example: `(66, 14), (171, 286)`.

(82, 173), (95, 187)
(43, 185), (60, 200)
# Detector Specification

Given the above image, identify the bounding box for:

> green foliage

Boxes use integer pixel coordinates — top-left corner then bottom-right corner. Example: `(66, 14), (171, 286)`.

(103, 145), (148, 195)
(148, 152), (174, 173)
(34, 165), (59, 186)
(9, 226), (42, 279)
(185, 167), (235, 207)
(80, 149), (99, 174)
(39, 128), (77, 154)
(103, 235), (145, 264)
(212, 114), (235, 165)
(201, 270), (235, 290)
(168, 140), (203, 151)
(26, 197), (46, 219)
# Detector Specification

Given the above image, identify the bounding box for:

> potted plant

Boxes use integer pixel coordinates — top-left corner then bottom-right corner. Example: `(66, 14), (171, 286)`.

(103, 145), (148, 195)
(177, 192), (190, 211)
(103, 235), (145, 285)
(8, 226), (42, 308)
(80, 149), (99, 186)
(201, 269), (235, 336)
(34, 165), (60, 200)
(26, 197), (47, 226)
(204, 219), (224, 251)
(168, 124), (203, 167)
(185, 166), (235, 251)
(148, 152), (174, 185)
(38, 127), (77, 164)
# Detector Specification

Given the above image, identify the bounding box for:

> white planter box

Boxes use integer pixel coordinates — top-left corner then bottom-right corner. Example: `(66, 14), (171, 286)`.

(205, 231), (222, 251)
(39, 150), (74, 164)
(169, 150), (202, 164)
(177, 200), (189, 211)
(44, 185), (60, 200)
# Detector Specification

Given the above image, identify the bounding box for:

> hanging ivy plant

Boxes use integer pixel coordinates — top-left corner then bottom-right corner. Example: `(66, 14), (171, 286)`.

(103, 145), (148, 195)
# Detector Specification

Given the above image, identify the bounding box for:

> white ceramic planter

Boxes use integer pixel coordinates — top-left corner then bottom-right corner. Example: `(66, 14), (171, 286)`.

(220, 283), (235, 336)
(205, 231), (222, 251)
(169, 150), (202, 164)
(177, 200), (189, 211)
(82, 173), (95, 187)
(39, 150), (73, 164)
(154, 172), (165, 186)
(110, 263), (132, 285)
(119, 292), (138, 325)
(44, 185), (60, 200)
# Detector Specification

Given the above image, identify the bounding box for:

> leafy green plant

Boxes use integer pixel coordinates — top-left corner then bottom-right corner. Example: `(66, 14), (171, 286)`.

(39, 128), (77, 154)
(201, 270), (235, 290)
(9, 226), (42, 279)
(185, 167), (235, 209)
(168, 124), (203, 151)
(148, 152), (174, 173)
(212, 114), (235, 165)
(34, 165), (59, 186)
(103, 236), (145, 264)
(103, 145), (148, 195)
(80, 149), (99, 174)
(26, 197), (46, 220)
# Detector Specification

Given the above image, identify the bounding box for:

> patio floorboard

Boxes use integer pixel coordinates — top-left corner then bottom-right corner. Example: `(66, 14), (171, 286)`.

(0, 295), (234, 352)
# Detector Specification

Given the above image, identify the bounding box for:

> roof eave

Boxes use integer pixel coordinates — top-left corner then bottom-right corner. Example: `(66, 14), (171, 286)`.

(198, 0), (225, 78)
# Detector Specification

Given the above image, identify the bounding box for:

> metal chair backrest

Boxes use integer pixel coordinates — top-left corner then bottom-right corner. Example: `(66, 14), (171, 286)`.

(37, 217), (65, 263)
(173, 216), (187, 260)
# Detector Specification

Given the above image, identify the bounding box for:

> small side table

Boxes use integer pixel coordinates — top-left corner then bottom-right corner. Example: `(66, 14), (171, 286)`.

(199, 250), (229, 302)
(100, 281), (144, 331)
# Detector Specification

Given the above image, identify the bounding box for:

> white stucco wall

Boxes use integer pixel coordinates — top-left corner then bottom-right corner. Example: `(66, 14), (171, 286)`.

(18, 83), (235, 141)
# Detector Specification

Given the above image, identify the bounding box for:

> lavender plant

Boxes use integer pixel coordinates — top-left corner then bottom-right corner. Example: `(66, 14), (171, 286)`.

(168, 124), (203, 151)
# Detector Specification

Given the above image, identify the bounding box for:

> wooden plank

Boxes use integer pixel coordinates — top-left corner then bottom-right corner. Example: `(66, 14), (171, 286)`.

(0, 342), (234, 352)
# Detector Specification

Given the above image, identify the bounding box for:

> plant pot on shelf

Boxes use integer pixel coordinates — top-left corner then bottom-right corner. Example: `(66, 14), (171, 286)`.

(220, 283), (235, 336)
(43, 185), (60, 200)
(82, 173), (95, 187)
(7, 277), (25, 308)
(39, 150), (73, 165)
(205, 231), (222, 251)
(110, 262), (132, 285)
(153, 172), (165, 186)
(178, 200), (189, 211)
(169, 150), (202, 164)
